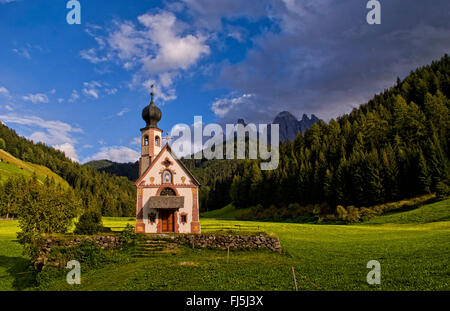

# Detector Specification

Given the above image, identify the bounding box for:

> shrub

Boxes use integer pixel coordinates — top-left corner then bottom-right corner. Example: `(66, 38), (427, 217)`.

(345, 206), (360, 222)
(119, 224), (137, 245)
(336, 205), (347, 220)
(436, 182), (450, 200)
(74, 211), (103, 235)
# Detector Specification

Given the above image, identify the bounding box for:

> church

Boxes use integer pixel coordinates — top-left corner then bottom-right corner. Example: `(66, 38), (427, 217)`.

(135, 90), (200, 234)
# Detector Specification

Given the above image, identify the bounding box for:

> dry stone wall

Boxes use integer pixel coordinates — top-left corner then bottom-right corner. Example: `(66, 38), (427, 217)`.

(173, 233), (282, 253)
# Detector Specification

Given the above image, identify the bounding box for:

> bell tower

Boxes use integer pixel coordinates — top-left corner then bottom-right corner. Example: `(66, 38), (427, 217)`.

(139, 86), (163, 177)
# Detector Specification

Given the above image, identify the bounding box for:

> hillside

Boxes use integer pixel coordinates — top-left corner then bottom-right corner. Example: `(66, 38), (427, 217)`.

(0, 124), (136, 217)
(0, 149), (69, 187)
(223, 54), (450, 213)
(84, 160), (139, 181)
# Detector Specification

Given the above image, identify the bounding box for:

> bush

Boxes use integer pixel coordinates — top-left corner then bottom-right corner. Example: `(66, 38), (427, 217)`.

(336, 205), (347, 220)
(119, 224), (137, 245)
(436, 182), (450, 200)
(74, 211), (103, 235)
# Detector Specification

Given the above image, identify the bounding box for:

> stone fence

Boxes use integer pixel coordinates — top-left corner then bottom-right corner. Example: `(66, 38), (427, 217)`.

(172, 233), (282, 253)
(35, 235), (121, 270)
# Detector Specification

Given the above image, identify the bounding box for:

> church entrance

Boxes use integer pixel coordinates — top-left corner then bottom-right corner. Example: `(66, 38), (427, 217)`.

(160, 209), (175, 232)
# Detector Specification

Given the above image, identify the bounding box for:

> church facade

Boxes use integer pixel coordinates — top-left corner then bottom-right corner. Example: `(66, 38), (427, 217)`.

(135, 91), (200, 234)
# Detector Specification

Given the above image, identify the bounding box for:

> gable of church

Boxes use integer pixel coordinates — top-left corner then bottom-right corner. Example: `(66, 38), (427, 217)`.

(136, 145), (200, 187)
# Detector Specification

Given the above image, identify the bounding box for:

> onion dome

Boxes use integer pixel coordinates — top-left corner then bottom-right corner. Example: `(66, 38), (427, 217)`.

(142, 87), (161, 128)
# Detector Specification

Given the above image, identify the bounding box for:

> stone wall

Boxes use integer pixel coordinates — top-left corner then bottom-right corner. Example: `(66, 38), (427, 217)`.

(35, 235), (121, 270)
(173, 233), (282, 253)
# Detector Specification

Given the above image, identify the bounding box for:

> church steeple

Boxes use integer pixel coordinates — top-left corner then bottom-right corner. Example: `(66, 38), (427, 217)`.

(139, 85), (163, 177)
(141, 85), (162, 128)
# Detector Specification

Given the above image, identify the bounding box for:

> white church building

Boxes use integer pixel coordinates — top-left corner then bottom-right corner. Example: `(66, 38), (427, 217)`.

(135, 90), (201, 234)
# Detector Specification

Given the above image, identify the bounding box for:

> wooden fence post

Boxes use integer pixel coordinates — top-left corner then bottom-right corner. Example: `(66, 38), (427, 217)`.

(291, 266), (298, 291)
(227, 246), (230, 263)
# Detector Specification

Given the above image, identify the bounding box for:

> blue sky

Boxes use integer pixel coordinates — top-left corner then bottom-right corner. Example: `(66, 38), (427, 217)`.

(0, 0), (449, 163)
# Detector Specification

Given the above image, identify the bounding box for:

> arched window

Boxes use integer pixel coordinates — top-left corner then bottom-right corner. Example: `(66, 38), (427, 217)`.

(160, 187), (176, 196)
(143, 135), (149, 146)
(155, 136), (160, 146)
(162, 170), (172, 184)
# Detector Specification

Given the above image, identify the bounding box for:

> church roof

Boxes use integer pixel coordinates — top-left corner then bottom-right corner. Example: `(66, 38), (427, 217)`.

(135, 143), (201, 187)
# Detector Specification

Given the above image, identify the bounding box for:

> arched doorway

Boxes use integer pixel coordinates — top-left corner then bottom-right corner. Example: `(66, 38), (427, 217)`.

(158, 187), (177, 232)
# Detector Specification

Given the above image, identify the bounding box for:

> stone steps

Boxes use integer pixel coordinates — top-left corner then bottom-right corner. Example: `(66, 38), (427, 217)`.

(132, 238), (179, 258)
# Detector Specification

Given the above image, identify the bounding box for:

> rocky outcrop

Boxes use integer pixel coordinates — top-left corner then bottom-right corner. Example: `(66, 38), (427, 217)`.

(273, 111), (321, 142)
(173, 233), (282, 253)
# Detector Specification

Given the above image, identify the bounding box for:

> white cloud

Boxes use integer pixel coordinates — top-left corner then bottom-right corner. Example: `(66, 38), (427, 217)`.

(12, 47), (31, 59)
(82, 81), (117, 99)
(68, 90), (80, 103)
(0, 86), (9, 95)
(81, 11), (210, 103)
(211, 93), (254, 118)
(0, 0), (17, 3)
(117, 108), (129, 116)
(83, 146), (140, 163)
(54, 143), (79, 162)
(22, 93), (49, 104)
(0, 114), (82, 146)
(80, 48), (108, 63)
(4, 104), (13, 111)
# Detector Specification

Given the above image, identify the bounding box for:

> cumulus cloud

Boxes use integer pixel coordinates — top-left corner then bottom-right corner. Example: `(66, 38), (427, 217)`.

(83, 146), (140, 163)
(22, 93), (49, 104)
(80, 11), (210, 103)
(211, 93), (255, 118)
(0, 114), (82, 145)
(0, 114), (83, 161)
(54, 143), (79, 162)
(68, 90), (80, 103)
(82, 81), (117, 99)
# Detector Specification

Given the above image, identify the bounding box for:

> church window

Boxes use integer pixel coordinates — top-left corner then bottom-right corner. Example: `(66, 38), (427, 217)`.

(160, 187), (176, 196)
(162, 170), (172, 184)
(181, 214), (187, 223)
(143, 135), (149, 146)
(148, 213), (156, 223)
(155, 136), (160, 146)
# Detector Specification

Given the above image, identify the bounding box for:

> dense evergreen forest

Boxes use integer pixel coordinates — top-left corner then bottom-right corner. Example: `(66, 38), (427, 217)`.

(233, 55), (449, 210)
(189, 55), (450, 213)
(0, 124), (136, 217)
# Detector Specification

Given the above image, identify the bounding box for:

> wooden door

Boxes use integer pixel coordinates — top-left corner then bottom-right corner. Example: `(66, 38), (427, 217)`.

(160, 210), (174, 232)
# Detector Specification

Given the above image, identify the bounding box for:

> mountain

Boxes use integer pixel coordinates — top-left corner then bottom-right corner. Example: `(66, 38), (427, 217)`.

(84, 160), (139, 181)
(273, 111), (321, 142)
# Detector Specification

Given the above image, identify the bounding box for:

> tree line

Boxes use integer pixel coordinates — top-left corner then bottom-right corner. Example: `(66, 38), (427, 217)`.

(195, 55), (450, 214)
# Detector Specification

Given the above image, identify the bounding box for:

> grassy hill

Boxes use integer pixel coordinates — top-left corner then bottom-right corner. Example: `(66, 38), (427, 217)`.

(0, 149), (69, 188)
(364, 199), (450, 224)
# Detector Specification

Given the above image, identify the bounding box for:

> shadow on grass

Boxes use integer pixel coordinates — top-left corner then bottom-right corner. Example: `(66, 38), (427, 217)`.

(0, 255), (36, 290)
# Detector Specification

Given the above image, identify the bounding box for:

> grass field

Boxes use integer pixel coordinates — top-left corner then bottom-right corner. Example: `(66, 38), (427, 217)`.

(0, 199), (448, 291)
(0, 149), (69, 187)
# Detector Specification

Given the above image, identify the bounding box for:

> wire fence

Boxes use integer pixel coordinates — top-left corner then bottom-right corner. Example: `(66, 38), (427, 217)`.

(200, 224), (262, 232)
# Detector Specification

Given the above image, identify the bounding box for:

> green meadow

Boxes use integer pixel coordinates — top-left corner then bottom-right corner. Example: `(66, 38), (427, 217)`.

(0, 199), (449, 291)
